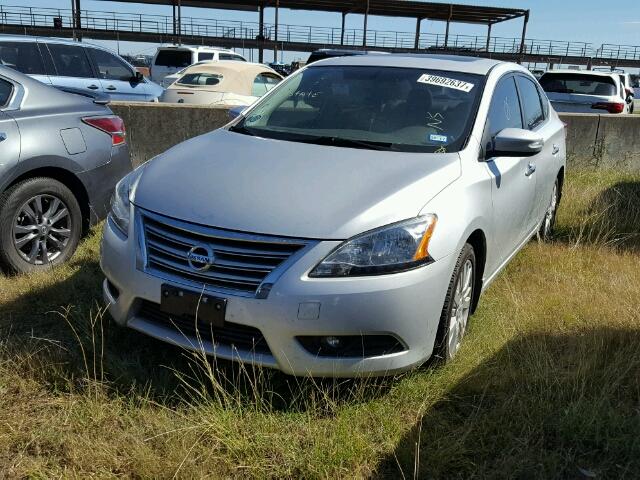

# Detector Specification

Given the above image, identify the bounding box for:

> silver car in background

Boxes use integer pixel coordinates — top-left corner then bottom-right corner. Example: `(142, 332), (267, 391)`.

(0, 35), (164, 101)
(101, 55), (566, 377)
(0, 66), (131, 273)
(540, 69), (631, 114)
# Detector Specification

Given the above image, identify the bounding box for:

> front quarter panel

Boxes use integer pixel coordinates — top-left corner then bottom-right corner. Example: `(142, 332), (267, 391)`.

(420, 144), (493, 272)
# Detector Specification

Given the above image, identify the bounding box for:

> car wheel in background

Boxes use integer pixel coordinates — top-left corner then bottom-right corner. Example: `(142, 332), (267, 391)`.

(433, 243), (476, 362)
(538, 178), (559, 242)
(0, 178), (82, 273)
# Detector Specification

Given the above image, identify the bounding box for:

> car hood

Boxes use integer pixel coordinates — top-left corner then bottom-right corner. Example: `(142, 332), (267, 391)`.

(133, 129), (461, 239)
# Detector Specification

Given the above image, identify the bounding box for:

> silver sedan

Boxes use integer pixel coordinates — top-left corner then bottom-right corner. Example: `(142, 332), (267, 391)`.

(0, 66), (131, 273)
(101, 54), (566, 377)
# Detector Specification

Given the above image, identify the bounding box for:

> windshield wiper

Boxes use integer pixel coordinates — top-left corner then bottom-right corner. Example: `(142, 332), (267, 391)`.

(298, 136), (394, 151)
(228, 124), (255, 136)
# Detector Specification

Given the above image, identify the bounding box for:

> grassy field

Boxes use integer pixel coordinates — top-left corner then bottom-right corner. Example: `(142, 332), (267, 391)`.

(0, 170), (638, 478)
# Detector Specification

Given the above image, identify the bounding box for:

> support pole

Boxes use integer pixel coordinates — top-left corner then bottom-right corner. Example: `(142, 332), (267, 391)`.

(414, 17), (421, 50)
(486, 23), (492, 52)
(519, 10), (529, 56)
(177, 0), (182, 45)
(363, 0), (369, 48)
(74, 0), (81, 30)
(444, 4), (452, 48)
(274, 0), (279, 62)
(172, 0), (176, 37)
(340, 12), (346, 46)
(258, 5), (264, 63)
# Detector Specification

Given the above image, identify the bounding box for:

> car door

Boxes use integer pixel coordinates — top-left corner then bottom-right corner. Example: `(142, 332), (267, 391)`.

(0, 40), (51, 85)
(87, 47), (149, 101)
(515, 75), (562, 226)
(0, 78), (21, 182)
(482, 75), (537, 269)
(45, 42), (104, 96)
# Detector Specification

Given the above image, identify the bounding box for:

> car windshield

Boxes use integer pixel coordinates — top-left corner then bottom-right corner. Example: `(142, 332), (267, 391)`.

(540, 73), (617, 96)
(233, 66), (484, 153)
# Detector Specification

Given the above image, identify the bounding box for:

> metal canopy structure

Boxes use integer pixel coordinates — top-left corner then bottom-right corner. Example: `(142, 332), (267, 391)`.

(95, 0), (529, 61)
(112, 0), (526, 24)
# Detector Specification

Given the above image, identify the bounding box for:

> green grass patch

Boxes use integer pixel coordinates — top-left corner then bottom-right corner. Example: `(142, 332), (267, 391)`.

(0, 170), (638, 478)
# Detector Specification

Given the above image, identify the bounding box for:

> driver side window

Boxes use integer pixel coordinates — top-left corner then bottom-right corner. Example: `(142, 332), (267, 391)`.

(486, 76), (523, 140)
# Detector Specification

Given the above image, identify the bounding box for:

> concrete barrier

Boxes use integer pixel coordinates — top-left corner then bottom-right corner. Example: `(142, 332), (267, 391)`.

(110, 102), (640, 171)
(110, 102), (231, 168)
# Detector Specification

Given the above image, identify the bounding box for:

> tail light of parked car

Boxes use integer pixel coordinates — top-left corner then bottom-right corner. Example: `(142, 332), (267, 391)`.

(591, 102), (625, 114)
(82, 116), (126, 146)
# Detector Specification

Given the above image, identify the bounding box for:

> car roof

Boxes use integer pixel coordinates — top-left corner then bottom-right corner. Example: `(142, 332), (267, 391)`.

(168, 61), (281, 95)
(179, 61), (280, 76)
(543, 69), (619, 79)
(311, 54), (504, 75)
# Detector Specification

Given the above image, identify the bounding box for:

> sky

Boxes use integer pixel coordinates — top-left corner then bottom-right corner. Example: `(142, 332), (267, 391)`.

(2, 0), (639, 65)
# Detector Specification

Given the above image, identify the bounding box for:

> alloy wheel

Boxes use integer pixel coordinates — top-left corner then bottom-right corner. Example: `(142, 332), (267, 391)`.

(543, 181), (558, 238)
(448, 258), (474, 358)
(12, 194), (71, 265)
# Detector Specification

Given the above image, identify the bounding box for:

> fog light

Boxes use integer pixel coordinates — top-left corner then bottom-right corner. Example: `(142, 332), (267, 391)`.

(323, 336), (342, 349)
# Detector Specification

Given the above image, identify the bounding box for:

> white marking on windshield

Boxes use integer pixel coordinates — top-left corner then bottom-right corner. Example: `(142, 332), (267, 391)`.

(417, 74), (475, 92)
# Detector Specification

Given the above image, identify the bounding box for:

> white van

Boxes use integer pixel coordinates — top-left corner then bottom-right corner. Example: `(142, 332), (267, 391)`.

(150, 45), (246, 83)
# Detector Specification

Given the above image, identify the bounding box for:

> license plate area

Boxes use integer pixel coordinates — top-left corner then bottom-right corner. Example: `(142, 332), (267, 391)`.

(160, 284), (226, 328)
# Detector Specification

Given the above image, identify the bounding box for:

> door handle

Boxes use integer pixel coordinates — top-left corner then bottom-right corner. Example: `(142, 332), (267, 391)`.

(525, 162), (536, 177)
(106, 85), (117, 91)
(87, 84), (99, 90)
(552, 144), (560, 155)
(0, 132), (6, 142)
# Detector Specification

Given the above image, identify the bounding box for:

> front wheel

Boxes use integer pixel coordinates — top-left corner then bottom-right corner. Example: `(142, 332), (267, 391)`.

(538, 178), (559, 242)
(0, 178), (82, 274)
(433, 244), (476, 362)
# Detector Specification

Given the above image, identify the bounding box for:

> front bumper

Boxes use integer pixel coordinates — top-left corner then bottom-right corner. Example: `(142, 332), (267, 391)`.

(100, 213), (456, 377)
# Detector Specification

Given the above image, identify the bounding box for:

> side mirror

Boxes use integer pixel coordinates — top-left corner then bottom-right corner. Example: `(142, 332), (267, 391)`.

(228, 106), (245, 120)
(488, 128), (544, 158)
(132, 71), (144, 83)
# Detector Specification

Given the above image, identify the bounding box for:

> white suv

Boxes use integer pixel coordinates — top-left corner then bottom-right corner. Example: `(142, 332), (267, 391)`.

(150, 45), (246, 83)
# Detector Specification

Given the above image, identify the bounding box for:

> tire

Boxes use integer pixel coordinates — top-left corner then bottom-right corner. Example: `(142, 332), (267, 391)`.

(433, 243), (476, 363)
(0, 177), (82, 274)
(537, 177), (560, 242)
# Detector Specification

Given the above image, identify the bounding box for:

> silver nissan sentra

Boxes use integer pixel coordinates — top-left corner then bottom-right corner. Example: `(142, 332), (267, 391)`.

(101, 54), (566, 377)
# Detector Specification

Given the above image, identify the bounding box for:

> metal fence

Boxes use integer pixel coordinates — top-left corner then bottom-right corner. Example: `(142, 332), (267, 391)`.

(0, 4), (638, 61)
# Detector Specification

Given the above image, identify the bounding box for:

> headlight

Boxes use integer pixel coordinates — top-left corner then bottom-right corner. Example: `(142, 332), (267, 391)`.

(309, 215), (437, 277)
(109, 166), (145, 236)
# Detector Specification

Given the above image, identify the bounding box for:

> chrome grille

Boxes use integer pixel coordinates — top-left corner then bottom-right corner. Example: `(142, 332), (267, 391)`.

(140, 211), (310, 296)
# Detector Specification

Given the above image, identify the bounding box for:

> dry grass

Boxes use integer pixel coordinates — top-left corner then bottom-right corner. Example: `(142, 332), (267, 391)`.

(0, 169), (638, 478)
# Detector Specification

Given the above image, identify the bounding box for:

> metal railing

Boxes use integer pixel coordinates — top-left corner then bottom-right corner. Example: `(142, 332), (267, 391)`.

(0, 4), (637, 62)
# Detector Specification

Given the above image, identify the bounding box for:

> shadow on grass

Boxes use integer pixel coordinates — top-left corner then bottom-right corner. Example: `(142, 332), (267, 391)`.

(0, 255), (394, 412)
(555, 181), (640, 252)
(374, 328), (640, 479)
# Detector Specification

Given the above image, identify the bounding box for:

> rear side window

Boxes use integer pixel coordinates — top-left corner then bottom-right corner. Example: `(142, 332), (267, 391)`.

(251, 73), (280, 96)
(539, 73), (617, 96)
(0, 41), (45, 75)
(198, 52), (215, 61)
(536, 84), (550, 119)
(48, 43), (94, 78)
(219, 53), (246, 61)
(88, 48), (133, 81)
(177, 73), (222, 86)
(516, 76), (545, 130)
(486, 76), (523, 139)
(0, 78), (13, 107)
(154, 50), (192, 68)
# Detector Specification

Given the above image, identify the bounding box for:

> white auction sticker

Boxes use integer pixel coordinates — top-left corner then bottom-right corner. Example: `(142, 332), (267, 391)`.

(417, 74), (475, 92)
